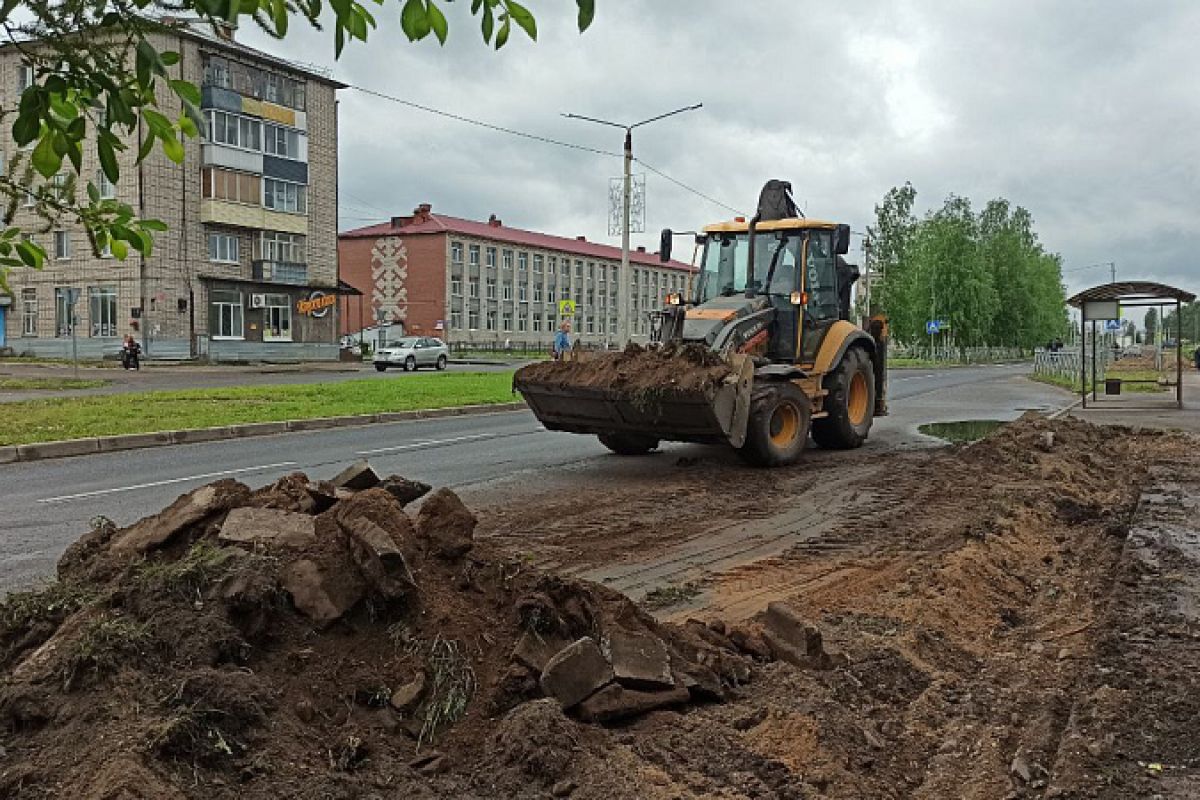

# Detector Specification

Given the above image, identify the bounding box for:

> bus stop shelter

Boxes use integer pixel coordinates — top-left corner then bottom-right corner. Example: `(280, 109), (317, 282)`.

(1067, 281), (1196, 410)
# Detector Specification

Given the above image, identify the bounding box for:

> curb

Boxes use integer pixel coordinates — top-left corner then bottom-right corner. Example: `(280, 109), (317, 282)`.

(1, 400), (529, 464)
(1048, 398), (1084, 420)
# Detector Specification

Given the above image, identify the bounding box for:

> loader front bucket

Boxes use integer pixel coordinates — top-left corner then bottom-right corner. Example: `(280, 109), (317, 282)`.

(514, 352), (754, 447)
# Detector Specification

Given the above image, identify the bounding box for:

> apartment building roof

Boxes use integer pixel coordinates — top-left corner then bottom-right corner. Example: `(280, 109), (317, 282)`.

(340, 204), (696, 272)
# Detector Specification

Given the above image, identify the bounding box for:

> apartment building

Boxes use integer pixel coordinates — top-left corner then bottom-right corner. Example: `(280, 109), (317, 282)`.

(0, 22), (345, 361)
(338, 205), (696, 347)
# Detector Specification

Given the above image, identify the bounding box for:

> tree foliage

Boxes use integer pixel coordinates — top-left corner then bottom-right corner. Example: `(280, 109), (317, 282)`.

(0, 0), (596, 292)
(870, 184), (1068, 348)
(1162, 302), (1200, 344)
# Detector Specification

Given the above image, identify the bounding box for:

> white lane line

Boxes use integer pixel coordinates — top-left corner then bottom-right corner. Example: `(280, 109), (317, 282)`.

(37, 461), (299, 504)
(356, 432), (499, 456)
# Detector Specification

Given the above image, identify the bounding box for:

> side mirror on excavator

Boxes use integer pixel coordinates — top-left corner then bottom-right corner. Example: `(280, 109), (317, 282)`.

(659, 229), (673, 263)
(834, 223), (851, 255)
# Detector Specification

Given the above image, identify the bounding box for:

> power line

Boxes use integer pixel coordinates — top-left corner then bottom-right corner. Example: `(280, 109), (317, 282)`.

(344, 83), (744, 217)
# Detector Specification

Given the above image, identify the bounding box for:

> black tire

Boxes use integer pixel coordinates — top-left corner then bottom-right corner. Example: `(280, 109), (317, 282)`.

(811, 346), (875, 450)
(404, 355), (417, 372)
(597, 432), (660, 456)
(436, 354), (448, 371)
(737, 382), (812, 467)
(375, 363), (387, 372)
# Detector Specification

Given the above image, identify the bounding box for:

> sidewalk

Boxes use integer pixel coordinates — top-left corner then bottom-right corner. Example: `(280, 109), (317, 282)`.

(1069, 369), (1200, 434)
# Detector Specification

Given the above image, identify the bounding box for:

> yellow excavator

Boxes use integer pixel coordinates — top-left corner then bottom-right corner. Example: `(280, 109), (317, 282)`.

(514, 180), (888, 467)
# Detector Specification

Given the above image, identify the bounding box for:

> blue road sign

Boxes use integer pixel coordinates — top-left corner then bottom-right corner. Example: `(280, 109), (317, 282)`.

(926, 320), (941, 335)
(1104, 319), (1122, 332)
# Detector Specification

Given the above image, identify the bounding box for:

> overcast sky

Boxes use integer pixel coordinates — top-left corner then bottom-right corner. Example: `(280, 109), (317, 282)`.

(242, 1), (1198, 299)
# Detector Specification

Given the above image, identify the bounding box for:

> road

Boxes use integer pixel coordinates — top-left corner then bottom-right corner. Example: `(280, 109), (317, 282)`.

(0, 364), (1072, 590)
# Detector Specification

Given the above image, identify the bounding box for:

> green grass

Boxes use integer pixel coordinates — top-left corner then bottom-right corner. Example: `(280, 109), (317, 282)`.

(0, 377), (111, 391)
(0, 355), (112, 367)
(0, 371), (519, 445)
(1030, 370), (1166, 395)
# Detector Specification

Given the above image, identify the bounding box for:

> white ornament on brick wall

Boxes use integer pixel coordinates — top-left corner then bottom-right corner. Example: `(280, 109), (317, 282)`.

(371, 236), (408, 326)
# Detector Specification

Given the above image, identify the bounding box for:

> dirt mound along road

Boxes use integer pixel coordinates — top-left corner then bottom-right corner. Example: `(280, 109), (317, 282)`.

(0, 466), (765, 799)
(513, 342), (734, 397)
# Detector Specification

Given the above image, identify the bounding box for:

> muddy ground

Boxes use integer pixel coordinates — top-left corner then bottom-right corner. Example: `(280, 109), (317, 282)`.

(2, 415), (1198, 799)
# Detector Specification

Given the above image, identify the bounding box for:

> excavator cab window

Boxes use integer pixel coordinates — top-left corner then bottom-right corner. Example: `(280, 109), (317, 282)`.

(804, 232), (840, 321)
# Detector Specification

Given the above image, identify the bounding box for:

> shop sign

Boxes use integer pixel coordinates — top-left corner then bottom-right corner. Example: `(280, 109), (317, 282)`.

(298, 291), (336, 317)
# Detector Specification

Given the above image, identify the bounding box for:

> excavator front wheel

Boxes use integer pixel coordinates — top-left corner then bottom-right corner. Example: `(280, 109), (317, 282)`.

(737, 382), (811, 467)
(598, 432), (660, 456)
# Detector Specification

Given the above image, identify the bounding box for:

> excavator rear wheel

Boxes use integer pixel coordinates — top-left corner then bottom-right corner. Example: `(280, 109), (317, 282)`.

(812, 346), (875, 449)
(598, 432), (660, 456)
(737, 382), (811, 467)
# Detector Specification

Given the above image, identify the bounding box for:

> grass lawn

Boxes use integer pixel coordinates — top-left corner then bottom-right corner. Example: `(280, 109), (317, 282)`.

(1030, 369), (1167, 395)
(0, 371), (519, 446)
(0, 377), (111, 391)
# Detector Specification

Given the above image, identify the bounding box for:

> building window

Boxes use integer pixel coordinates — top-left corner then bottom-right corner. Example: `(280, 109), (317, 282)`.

(502, 283), (512, 301)
(469, 277), (479, 298)
(208, 232), (240, 263)
(263, 123), (303, 159)
(451, 242), (464, 264)
(533, 285), (542, 303)
(518, 252), (528, 271)
(468, 245), (480, 267)
(451, 310), (463, 329)
(96, 169), (116, 200)
(263, 178), (307, 214)
(586, 317), (595, 334)
(202, 168), (261, 205)
(468, 309), (479, 329)
(21, 288), (36, 337)
(533, 254), (543, 274)
(486, 310), (496, 331)
(53, 230), (70, 260)
(486, 277), (496, 300)
(88, 287), (117, 337)
(451, 276), (462, 296)
(205, 110), (262, 151)
(532, 314), (542, 333)
(548, 256), (557, 275)
(502, 311), (512, 332)
(210, 289), (244, 339)
(547, 287), (556, 303)
(518, 284), (527, 302)
(502, 250), (513, 271)
(54, 288), (73, 337)
(586, 289), (594, 306)
(17, 62), (34, 93)
(258, 231), (305, 263)
(263, 293), (292, 341)
(50, 173), (69, 201)
(575, 260), (583, 278)
(485, 247), (496, 269)
(517, 315), (527, 332)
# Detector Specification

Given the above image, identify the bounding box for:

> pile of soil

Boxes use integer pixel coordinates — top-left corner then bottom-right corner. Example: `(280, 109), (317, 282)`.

(0, 464), (767, 799)
(513, 342), (733, 396)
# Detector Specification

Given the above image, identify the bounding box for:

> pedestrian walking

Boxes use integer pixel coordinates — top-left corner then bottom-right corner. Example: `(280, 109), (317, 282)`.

(553, 320), (572, 361)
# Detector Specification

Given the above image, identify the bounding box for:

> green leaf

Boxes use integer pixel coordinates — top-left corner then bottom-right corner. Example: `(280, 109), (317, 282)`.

(335, 24), (346, 57)
(66, 141), (83, 173)
(506, 0), (536, 40)
(481, 5), (494, 41)
(87, 181), (100, 203)
(111, 238), (129, 260)
(160, 50), (181, 66)
(178, 113), (198, 138)
(140, 219), (168, 232)
(143, 109), (173, 139)
(401, 0), (430, 40)
(98, 135), (120, 182)
(169, 79), (201, 106)
(161, 135), (185, 163)
(576, 0), (594, 31)
(12, 112), (40, 147)
(273, 0), (289, 35)
(31, 135), (63, 179)
(427, 0), (448, 44)
(137, 132), (156, 162)
(495, 16), (510, 49)
(15, 240), (44, 268)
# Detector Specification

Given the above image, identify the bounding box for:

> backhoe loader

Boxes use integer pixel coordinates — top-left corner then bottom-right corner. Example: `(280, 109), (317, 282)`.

(513, 180), (888, 467)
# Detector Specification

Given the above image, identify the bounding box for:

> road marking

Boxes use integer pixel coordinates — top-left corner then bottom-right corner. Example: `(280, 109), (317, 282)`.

(37, 461), (299, 504)
(356, 432), (499, 456)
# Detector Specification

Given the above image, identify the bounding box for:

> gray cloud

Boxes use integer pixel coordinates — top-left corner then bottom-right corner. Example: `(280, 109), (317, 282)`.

(242, 1), (1199, 298)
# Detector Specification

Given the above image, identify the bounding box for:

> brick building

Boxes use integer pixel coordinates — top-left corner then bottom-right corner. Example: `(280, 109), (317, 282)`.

(338, 205), (695, 348)
(0, 22), (345, 361)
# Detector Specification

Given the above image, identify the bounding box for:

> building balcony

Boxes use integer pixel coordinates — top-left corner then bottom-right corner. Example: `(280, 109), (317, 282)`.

(202, 143), (263, 174)
(200, 199), (307, 234)
(253, 260), (308, 285)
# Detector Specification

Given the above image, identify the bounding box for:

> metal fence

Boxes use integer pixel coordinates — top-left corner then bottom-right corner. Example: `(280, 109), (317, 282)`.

(1032, 348), (1111, 382)
(890, 344), (1029, 363)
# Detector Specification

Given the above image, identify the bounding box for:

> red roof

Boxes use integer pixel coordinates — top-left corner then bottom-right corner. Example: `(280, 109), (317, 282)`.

(340, 211), (695, 272)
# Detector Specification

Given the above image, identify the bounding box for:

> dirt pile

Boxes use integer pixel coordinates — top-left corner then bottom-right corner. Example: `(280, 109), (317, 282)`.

(513, 342), (734, 396)
(0, 465), (766, 799)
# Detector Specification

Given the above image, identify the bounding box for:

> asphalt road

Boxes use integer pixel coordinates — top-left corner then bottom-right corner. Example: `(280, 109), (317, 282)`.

(0, 364), (1072, 590)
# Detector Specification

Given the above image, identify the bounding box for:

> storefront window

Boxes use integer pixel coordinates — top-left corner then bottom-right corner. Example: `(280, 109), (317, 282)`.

(210, 289), (244, 339)
(263, 293), (292, 341)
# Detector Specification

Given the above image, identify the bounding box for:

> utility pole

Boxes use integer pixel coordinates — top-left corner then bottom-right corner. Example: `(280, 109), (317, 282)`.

(564, 103), (702, 347)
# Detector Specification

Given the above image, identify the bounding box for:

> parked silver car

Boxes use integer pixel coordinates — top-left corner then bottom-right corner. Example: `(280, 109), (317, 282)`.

(374, 336), (449, 372)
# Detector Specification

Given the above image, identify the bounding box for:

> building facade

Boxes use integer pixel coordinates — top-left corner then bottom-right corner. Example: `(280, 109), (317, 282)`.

(0, 23), (344, 361)
(338, 205), (696, 348)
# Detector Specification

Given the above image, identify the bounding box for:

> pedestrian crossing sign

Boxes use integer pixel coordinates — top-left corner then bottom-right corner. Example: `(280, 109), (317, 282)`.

(558, 299), (577, 317)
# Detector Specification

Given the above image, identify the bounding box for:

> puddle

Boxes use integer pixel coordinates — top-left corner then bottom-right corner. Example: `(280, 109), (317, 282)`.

(918, 419), (1006, 443)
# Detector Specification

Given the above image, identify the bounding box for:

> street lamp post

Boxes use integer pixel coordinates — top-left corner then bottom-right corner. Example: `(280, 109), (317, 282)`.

(563, 103), (702, 347)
